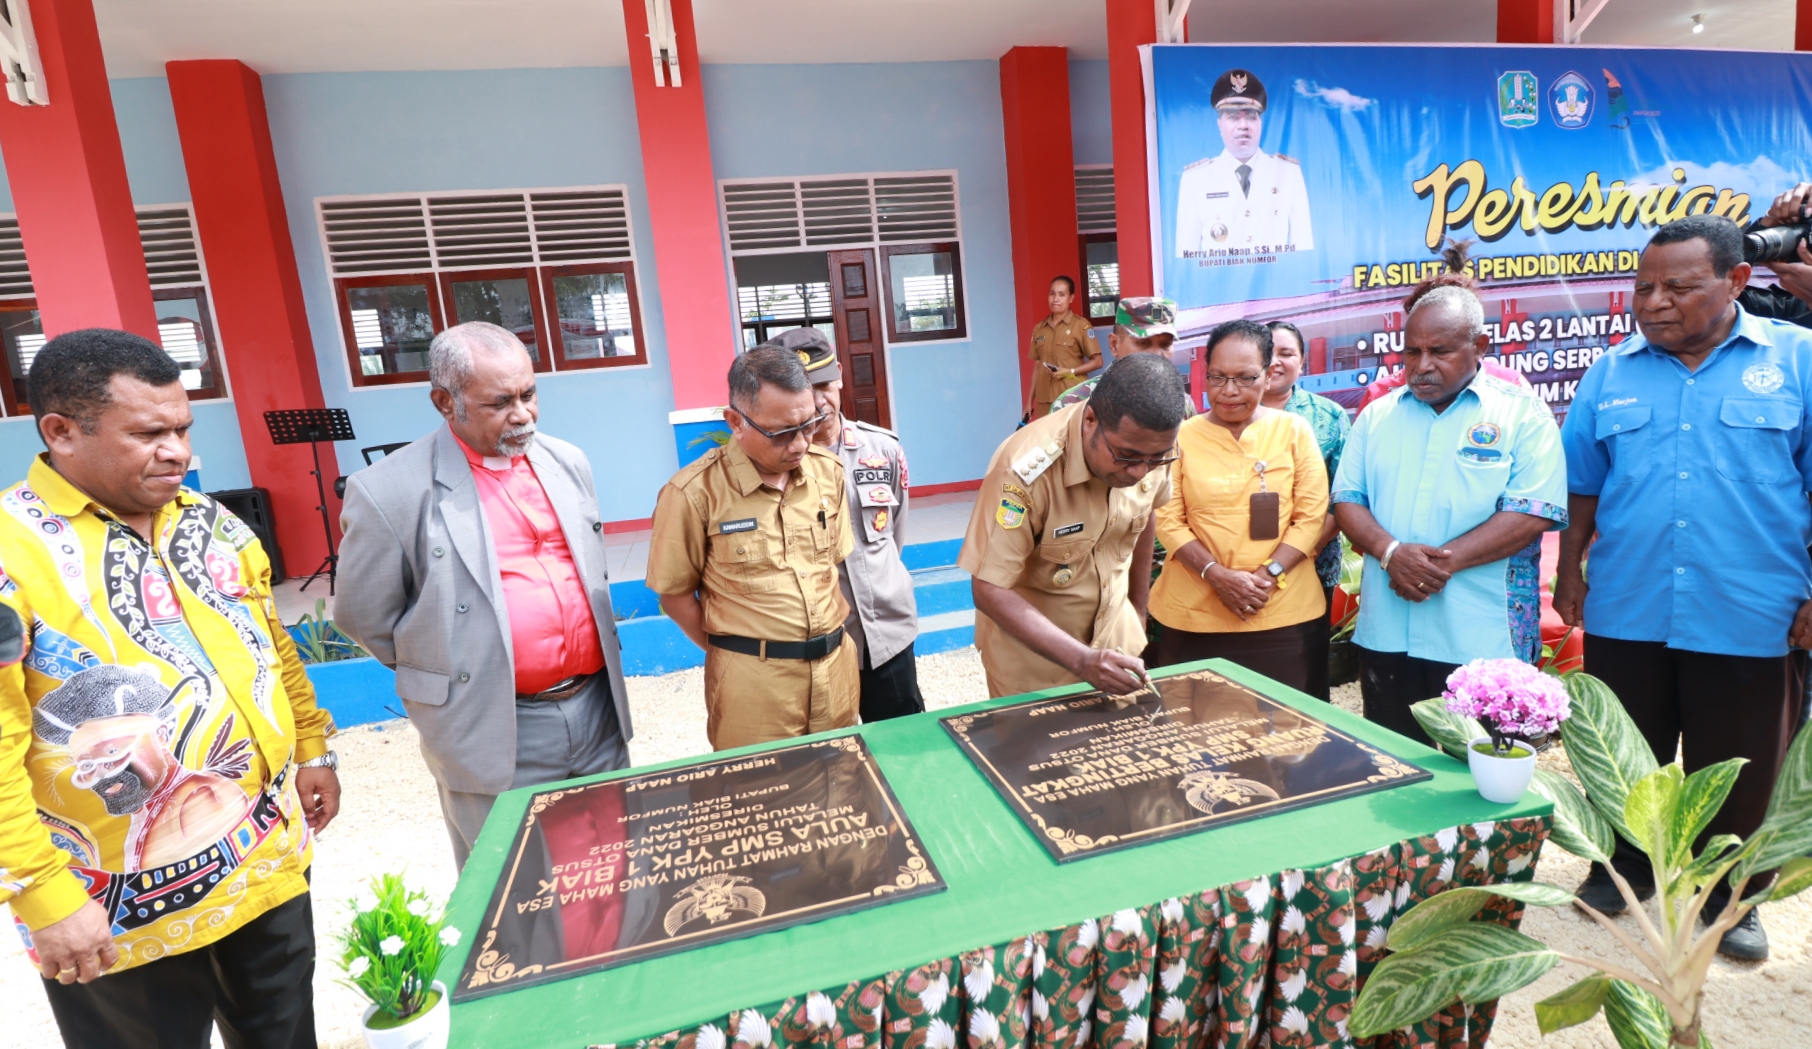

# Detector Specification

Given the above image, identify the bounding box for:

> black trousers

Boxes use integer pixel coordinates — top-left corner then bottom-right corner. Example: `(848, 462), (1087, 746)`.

(860, 641), (926, 722)
(1149, 615), (1330, 700)
(42, 890), (316, 1049)
(1356, 646), (1461, 748)
(1584, 635), (1802, 898)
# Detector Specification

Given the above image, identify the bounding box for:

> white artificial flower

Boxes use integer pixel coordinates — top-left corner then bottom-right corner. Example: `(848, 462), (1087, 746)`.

(1160, 898), (1184, 927)
(379, 935), (405, 956)
(1242, 879), (1270, 914)
(1364, 926), (1389, 949)
(1281, 906), (1306, 935)
(1339, 950), (1357, 977)
(697, 1024), (726, 1049)
(1111, 908), (1141, 936)
(1120, 973), (1148, 1012)
(1123, 1014), (1148, 1046)
(1336, 915), (1356, 946)
(920, 973), (949, 1016)
(1507, 853), (1533, 875)
(1279, 967), (1307, 1002)
(1075, 919), (1100, 952)
(353, 892), (378, 914)
(1435, 827), (1459, 853)
(1471, 821), (1497, 841)
(1279, 1006), (1309, 1036)
(964, 958), (994, 1003)
(1362, 894), (1392, 922)
(1159, 960), (1186, 994)
(737, 1009), (772, 1047)
(1158, 997), (1186, 1025)
(439, 926), (462, 947)
(1247, 917), (1270, 945)
(805, 992), (836, 1030)
(1032, 990), (1049, 1021)
(968, 1010), (1000, 1046)
(347, 956), (371, 978)
(925, 1019), (956, 1049)
(1280, 869), (1304, 900)
(407, 898), (431, 918)
(1032, 941), (1046, 981)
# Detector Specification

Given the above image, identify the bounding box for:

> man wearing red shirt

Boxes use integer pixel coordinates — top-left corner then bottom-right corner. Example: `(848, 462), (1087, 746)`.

(338, 322), (632, 867)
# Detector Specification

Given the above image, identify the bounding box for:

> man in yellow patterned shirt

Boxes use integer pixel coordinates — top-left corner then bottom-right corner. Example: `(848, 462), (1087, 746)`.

(0, 329), (340, 1048)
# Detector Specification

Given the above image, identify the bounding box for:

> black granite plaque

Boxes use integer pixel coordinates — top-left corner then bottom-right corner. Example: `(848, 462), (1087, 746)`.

(942, 667), (1430, 861)
(454, 736), (943, 1001)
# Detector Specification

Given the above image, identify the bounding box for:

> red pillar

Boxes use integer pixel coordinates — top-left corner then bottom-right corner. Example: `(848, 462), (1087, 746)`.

(1497, 0), (1556, 43)
(1000, 47), (1080, 411)
(620, 0), (737, 419)
(1799, 0), (1812, 51)
(166, 60), (341, 574)
(0, 0), (156, 339)
(1107, 0), (1157, 299)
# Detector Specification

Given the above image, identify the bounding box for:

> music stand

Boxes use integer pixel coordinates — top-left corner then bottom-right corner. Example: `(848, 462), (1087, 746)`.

(264, 408), (356, 595)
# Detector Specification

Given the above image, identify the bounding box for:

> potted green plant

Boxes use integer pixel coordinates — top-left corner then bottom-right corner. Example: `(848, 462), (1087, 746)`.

(339, 874), (461, 1049)
(1437, 658), (1571, 803)
(290, 598), (369, 664)
(1350, 672), (1812, 1047)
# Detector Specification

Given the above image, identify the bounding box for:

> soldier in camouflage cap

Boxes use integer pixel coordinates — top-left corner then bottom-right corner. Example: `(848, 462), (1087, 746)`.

(1053, 298), (1193, 416)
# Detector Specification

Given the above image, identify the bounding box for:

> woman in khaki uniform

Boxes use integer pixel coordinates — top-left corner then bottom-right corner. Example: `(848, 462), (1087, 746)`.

(1027, 276), (1102, 420)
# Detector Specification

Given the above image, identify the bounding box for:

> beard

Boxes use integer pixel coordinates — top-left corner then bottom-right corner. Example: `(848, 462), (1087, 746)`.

(496, 424), (537, 458)
(92, 766), (154, 815)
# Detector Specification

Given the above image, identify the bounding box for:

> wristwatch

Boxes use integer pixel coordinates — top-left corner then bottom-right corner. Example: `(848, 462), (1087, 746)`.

(1262, 559), (1291, 590)
(298, 751), (339, 772)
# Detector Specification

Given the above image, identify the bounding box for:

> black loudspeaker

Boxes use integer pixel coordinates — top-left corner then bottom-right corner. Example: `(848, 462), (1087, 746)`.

(208, 487), (287, 584)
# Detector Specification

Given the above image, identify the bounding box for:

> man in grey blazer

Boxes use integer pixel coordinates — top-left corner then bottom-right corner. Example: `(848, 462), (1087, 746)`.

(336, 322), (632, 867)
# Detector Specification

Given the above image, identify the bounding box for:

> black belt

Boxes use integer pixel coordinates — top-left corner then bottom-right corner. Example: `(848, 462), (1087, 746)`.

(708, 627), (845, 661)
(517, 671), (598, 702)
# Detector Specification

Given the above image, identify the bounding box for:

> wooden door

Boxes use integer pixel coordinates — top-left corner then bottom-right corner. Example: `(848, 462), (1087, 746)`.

(827, 248), (891, 427)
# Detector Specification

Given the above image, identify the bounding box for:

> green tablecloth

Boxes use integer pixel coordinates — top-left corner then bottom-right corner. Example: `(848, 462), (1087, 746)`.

(438, 660), (1553, 1049)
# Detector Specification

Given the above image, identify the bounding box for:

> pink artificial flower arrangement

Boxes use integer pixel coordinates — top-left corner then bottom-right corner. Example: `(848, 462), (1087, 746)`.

(1442, 658), (1571, 755)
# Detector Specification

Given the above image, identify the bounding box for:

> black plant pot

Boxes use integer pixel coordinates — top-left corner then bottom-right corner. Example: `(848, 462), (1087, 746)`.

(1328, 637), (1359, 687)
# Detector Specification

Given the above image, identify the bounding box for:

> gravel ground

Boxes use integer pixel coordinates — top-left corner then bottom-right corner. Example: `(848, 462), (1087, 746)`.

(4, 656), (1805, 1046)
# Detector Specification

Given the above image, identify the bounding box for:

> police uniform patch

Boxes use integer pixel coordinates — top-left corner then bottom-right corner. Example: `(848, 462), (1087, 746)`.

(997, 498), (1027, 530)
(853, 467), (892, 486)
(862, 484), (896, 507)
(1744, 362), (1786, 395)
(872, 510), (889, 532)
(858, 455), (888, 469)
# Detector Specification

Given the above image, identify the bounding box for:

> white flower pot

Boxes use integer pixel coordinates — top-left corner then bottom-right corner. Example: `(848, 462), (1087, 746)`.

(361, 981), (450, 1049)
(1467, 736), (1536, 804)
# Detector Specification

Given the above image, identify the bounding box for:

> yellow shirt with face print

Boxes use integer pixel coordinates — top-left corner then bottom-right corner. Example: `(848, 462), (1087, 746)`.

(0, 457), (334, 971)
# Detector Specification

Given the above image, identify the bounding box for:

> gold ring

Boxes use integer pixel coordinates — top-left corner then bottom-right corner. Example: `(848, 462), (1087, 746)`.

(1417, 582), (1426, 590)
(57, 967), (75, 976)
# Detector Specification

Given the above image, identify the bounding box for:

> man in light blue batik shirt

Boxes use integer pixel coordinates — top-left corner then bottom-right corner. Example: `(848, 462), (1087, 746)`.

(1556, 214), (1812, 961)
(1331, 282), (1567, 747)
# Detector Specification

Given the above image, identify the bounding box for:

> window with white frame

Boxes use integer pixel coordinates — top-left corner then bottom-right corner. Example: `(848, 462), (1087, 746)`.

(1076, 165), (1119, 323)
(317, 187), (646, 386)
(721, 172), (967, 343)
(0, 205), (225, 415)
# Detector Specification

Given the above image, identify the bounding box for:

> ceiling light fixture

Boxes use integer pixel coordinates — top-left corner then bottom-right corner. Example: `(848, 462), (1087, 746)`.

(1692, 14), (1705, 34)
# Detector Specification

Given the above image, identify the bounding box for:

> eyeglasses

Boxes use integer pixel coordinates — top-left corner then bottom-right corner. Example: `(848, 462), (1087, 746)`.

(1104, 438), (1180, 468)
(1205, 374), (1265, 388)
(738, 408), (829, 444)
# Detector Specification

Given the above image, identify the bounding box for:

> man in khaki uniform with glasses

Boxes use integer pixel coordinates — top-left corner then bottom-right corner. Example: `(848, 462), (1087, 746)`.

(647, 345), (858, 750)
(962, 354), (1189, 698)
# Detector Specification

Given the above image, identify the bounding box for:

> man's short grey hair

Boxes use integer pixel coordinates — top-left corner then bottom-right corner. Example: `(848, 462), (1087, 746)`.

(429, 321), (529, 398)
(727, 346), (808, 414)
(1408, 284), (1486, 341)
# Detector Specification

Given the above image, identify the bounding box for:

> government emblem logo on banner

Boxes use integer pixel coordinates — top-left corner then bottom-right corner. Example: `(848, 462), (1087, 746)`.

(1498, 71), (1539, 128)
(1551, 71), (1594, 128)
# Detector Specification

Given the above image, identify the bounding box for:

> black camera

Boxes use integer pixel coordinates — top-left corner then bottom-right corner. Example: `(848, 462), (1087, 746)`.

(1745, 217), (1812, 265)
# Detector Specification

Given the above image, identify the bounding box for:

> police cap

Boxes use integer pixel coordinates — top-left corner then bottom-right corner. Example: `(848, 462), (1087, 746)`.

(758, 326), (840, 384)
(1211, 69), (1265, 113)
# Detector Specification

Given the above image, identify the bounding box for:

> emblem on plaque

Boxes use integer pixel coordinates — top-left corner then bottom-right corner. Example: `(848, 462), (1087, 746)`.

(663, 874), (768, 936)
(1179, 769), (1282, 814)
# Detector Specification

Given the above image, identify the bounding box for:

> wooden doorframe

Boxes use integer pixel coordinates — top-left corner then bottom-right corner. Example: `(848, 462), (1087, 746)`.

(826, 248), (891, 428)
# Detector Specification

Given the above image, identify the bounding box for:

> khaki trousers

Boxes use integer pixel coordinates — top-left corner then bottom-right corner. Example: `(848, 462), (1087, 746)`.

(704, 635), (859, 750)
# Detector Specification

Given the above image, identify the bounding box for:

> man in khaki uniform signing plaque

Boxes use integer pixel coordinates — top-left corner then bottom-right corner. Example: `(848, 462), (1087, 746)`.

(962, 354), (1189, 698)
(647, 346), (858, 749)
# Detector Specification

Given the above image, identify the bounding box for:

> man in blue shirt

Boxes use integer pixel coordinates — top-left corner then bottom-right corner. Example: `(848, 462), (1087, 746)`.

(1332, 284), (1567, 743)
(1557, 214), (1812, 961)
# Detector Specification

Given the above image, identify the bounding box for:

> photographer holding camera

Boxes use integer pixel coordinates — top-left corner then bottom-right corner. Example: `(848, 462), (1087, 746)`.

(1740, 182), (1812, 325)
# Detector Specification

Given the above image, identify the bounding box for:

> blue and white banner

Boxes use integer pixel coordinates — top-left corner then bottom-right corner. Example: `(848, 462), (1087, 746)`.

(1146, 44), (1812, 415)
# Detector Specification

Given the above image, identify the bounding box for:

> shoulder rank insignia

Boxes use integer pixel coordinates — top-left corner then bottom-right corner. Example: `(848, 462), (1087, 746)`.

(1011, 440), (1062, 485)
(1275, 153), (1299, 165)
(1183, 156), (1212, 172)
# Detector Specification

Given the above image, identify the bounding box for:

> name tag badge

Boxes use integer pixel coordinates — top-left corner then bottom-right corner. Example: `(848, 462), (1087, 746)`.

(1249, 492), (1280, 540)
(1052, 522), (1085, 538)
(719, 518), (758, 534)
(1206, 191), (1230, 199)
